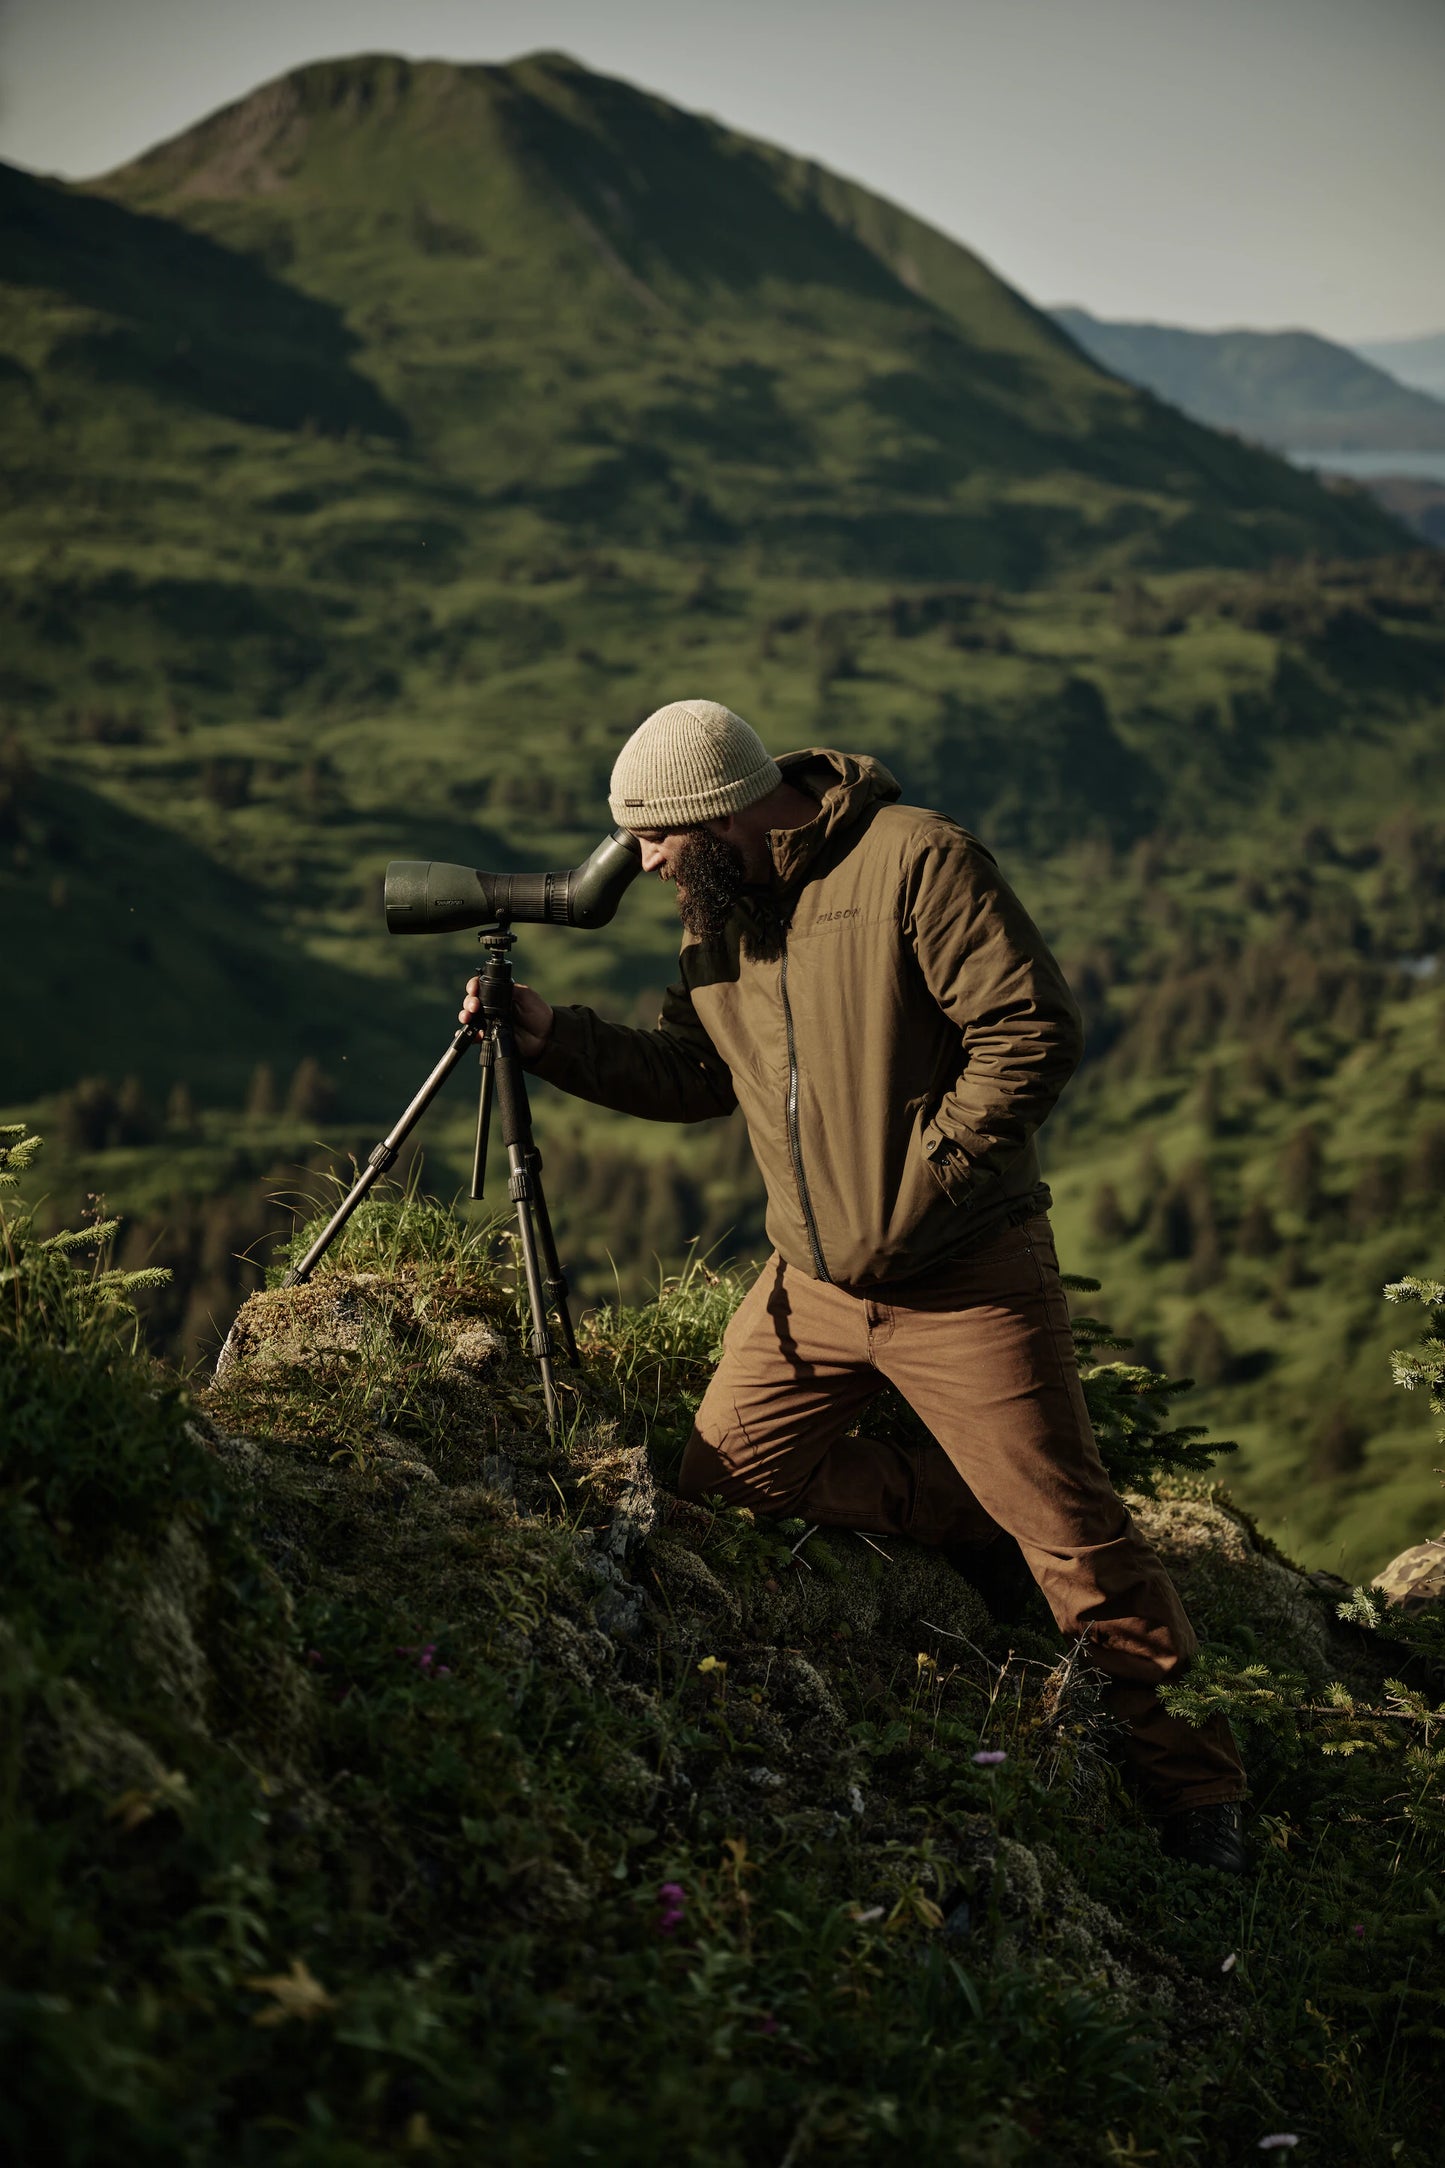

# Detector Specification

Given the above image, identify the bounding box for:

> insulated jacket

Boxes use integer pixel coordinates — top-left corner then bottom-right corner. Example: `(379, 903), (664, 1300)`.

(530, 749), (1084, 1287)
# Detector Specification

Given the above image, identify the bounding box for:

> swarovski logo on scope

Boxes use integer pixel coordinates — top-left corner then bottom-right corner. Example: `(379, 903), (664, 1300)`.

(385, 827), (642, 934)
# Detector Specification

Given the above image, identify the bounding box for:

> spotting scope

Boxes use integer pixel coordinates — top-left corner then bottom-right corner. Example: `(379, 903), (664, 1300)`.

(385, 827), (643, 934)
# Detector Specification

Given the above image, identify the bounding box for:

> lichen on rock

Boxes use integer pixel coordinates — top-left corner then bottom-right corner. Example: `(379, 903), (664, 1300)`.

(1132, 1486), (1339, 1681)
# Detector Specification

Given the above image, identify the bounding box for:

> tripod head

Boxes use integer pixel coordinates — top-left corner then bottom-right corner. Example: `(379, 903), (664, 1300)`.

(473, 920), (522, 1006)
(385, 827), (643, 936)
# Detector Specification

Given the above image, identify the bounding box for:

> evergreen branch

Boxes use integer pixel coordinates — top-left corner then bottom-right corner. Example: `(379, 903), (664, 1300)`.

(42, 1220), (123, 1254)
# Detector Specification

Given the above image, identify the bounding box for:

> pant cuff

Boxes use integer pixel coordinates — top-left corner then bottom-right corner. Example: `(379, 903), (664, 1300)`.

(1157, 1781), (1248, 1814)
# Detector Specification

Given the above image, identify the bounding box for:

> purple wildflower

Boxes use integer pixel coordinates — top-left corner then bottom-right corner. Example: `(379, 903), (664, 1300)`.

(396, 1642), (446, 1677)
(657, 1881), (686, 1935)
(757, 2014), (779, 2036)
(972, 1749), (1008, 1767)
(1351, 1923), (1365, 1938)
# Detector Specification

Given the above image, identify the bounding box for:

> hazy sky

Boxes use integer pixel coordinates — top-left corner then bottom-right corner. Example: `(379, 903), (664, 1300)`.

(3, 0), (1441, 340)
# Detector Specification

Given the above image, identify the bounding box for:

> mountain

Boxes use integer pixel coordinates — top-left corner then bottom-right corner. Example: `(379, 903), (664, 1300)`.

(1053, 306), (1445, 453)
(0, 46), (1415, 1087)
(9, 50), (1406, 585)
(1354, 330), (1445, 404)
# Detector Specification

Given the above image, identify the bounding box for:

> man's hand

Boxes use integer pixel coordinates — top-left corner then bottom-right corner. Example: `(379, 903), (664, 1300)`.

(459, 977), (555, 1061)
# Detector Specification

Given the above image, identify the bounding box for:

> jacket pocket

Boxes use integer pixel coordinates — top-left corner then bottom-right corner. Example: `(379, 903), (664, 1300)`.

(920, 1116), (973, 1207)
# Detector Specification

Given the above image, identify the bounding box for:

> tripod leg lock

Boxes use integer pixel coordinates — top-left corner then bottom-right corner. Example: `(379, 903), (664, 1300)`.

(508, 1169), (531, 1203)
(368, 1142), (399, 1174)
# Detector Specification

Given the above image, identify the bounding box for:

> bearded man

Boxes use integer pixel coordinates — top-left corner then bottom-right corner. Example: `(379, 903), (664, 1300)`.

(461, 699), (1247, 1871)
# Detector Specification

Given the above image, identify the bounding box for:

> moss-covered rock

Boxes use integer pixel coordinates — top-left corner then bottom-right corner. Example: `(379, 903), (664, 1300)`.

(1132, 1484), (1340, 1681)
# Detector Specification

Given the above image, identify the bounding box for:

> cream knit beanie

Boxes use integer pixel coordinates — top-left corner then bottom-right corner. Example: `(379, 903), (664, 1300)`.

(608, 700), (782, 831)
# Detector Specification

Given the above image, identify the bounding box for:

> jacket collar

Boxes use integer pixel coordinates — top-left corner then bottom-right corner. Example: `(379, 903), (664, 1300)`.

(767, 749), (902, 887)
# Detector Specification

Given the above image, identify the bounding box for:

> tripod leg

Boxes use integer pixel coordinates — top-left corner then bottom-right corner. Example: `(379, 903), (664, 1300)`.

(477, 937), (583, 1439)
(471, 1038), (493, 1200)
(284, 1025), (478, 1287)
(509, 1152), (563, 1442)
(528, 1161), (579, 1367)
(483, 1009), (575, 1432)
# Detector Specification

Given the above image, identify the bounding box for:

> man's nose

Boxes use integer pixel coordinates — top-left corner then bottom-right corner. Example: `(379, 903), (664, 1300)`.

(639, 838), (667, 874)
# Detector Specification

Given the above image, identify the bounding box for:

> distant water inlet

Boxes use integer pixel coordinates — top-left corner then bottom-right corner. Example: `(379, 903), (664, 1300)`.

(1289, 449), (1445, 483)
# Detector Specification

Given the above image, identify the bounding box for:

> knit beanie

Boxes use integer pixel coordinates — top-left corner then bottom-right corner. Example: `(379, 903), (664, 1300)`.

(608, 700), (782, 831)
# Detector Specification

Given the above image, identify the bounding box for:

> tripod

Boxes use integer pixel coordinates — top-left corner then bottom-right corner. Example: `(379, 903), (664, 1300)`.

(283, 923), (578, 1442)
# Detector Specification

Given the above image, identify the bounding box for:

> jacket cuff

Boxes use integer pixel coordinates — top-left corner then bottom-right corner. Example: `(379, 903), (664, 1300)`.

(922, 1121), (983, 1206)
(525, 1003), (590, 1091)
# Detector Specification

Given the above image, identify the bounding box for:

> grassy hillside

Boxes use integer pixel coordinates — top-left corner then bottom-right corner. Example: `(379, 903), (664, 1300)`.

(3, 1144), (1443, 2164)
(5, 550), (1445, 1576)
(1054, 308), (1445, 454)
(5, 548), (1442, 1099)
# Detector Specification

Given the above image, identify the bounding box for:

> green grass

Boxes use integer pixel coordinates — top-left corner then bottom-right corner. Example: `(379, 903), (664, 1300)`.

(3, 1147), (1443, 2163)
(6, 588), (1444, 1567)
(8, 590), (1443, 1572)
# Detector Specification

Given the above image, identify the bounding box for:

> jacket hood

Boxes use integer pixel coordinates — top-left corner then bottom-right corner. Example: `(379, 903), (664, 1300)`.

(769, 749), (902, 886)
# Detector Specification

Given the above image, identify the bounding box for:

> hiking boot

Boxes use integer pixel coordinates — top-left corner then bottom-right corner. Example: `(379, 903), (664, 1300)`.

(1159, 1800), (1247, 1875)
(945, 1533), (1038, 1623)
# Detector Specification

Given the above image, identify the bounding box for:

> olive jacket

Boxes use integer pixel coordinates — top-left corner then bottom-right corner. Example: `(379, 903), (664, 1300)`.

(530, 749), (1084, 1287)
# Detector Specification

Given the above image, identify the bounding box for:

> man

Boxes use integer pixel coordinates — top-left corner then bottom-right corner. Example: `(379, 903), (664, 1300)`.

(461, 699), (1247, 1871)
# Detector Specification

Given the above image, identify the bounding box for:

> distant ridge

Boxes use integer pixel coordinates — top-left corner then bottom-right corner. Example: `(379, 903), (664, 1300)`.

(1353, 331), (1445, 405)
(1053, 306), (1445, 455)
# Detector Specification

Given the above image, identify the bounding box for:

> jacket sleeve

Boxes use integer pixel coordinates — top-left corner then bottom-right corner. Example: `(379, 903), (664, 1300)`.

(902, 829), (1084, 1204)
(526, 974), (738, 1124)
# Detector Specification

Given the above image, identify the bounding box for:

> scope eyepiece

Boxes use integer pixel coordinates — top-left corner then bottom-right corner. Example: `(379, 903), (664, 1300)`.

(385, 826), (643, 935)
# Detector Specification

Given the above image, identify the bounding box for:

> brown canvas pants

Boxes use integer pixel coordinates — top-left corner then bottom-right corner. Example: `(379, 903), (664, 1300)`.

(679, 1215), (1244, 1814)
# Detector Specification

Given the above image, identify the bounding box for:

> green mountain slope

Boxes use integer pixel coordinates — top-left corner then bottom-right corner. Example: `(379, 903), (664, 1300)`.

(6, 548), (1443, 1580)
(1054, 306), (1445, 453)
(8, 48), (1407, 595)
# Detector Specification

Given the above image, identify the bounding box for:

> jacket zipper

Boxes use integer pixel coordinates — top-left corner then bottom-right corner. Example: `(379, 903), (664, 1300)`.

(779, 946), (831, 1282)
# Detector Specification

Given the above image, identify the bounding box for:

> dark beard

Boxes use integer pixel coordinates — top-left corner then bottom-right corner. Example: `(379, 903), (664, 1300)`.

(673, 828), (789, 961)
(673, 828), (748, 939)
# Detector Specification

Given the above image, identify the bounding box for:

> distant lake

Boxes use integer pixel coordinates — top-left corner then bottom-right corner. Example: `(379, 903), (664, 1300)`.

(1289, 449), (1445, 483)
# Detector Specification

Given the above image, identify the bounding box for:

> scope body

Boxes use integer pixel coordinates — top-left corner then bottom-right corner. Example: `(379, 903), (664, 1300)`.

(385, 827), (642, 934)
